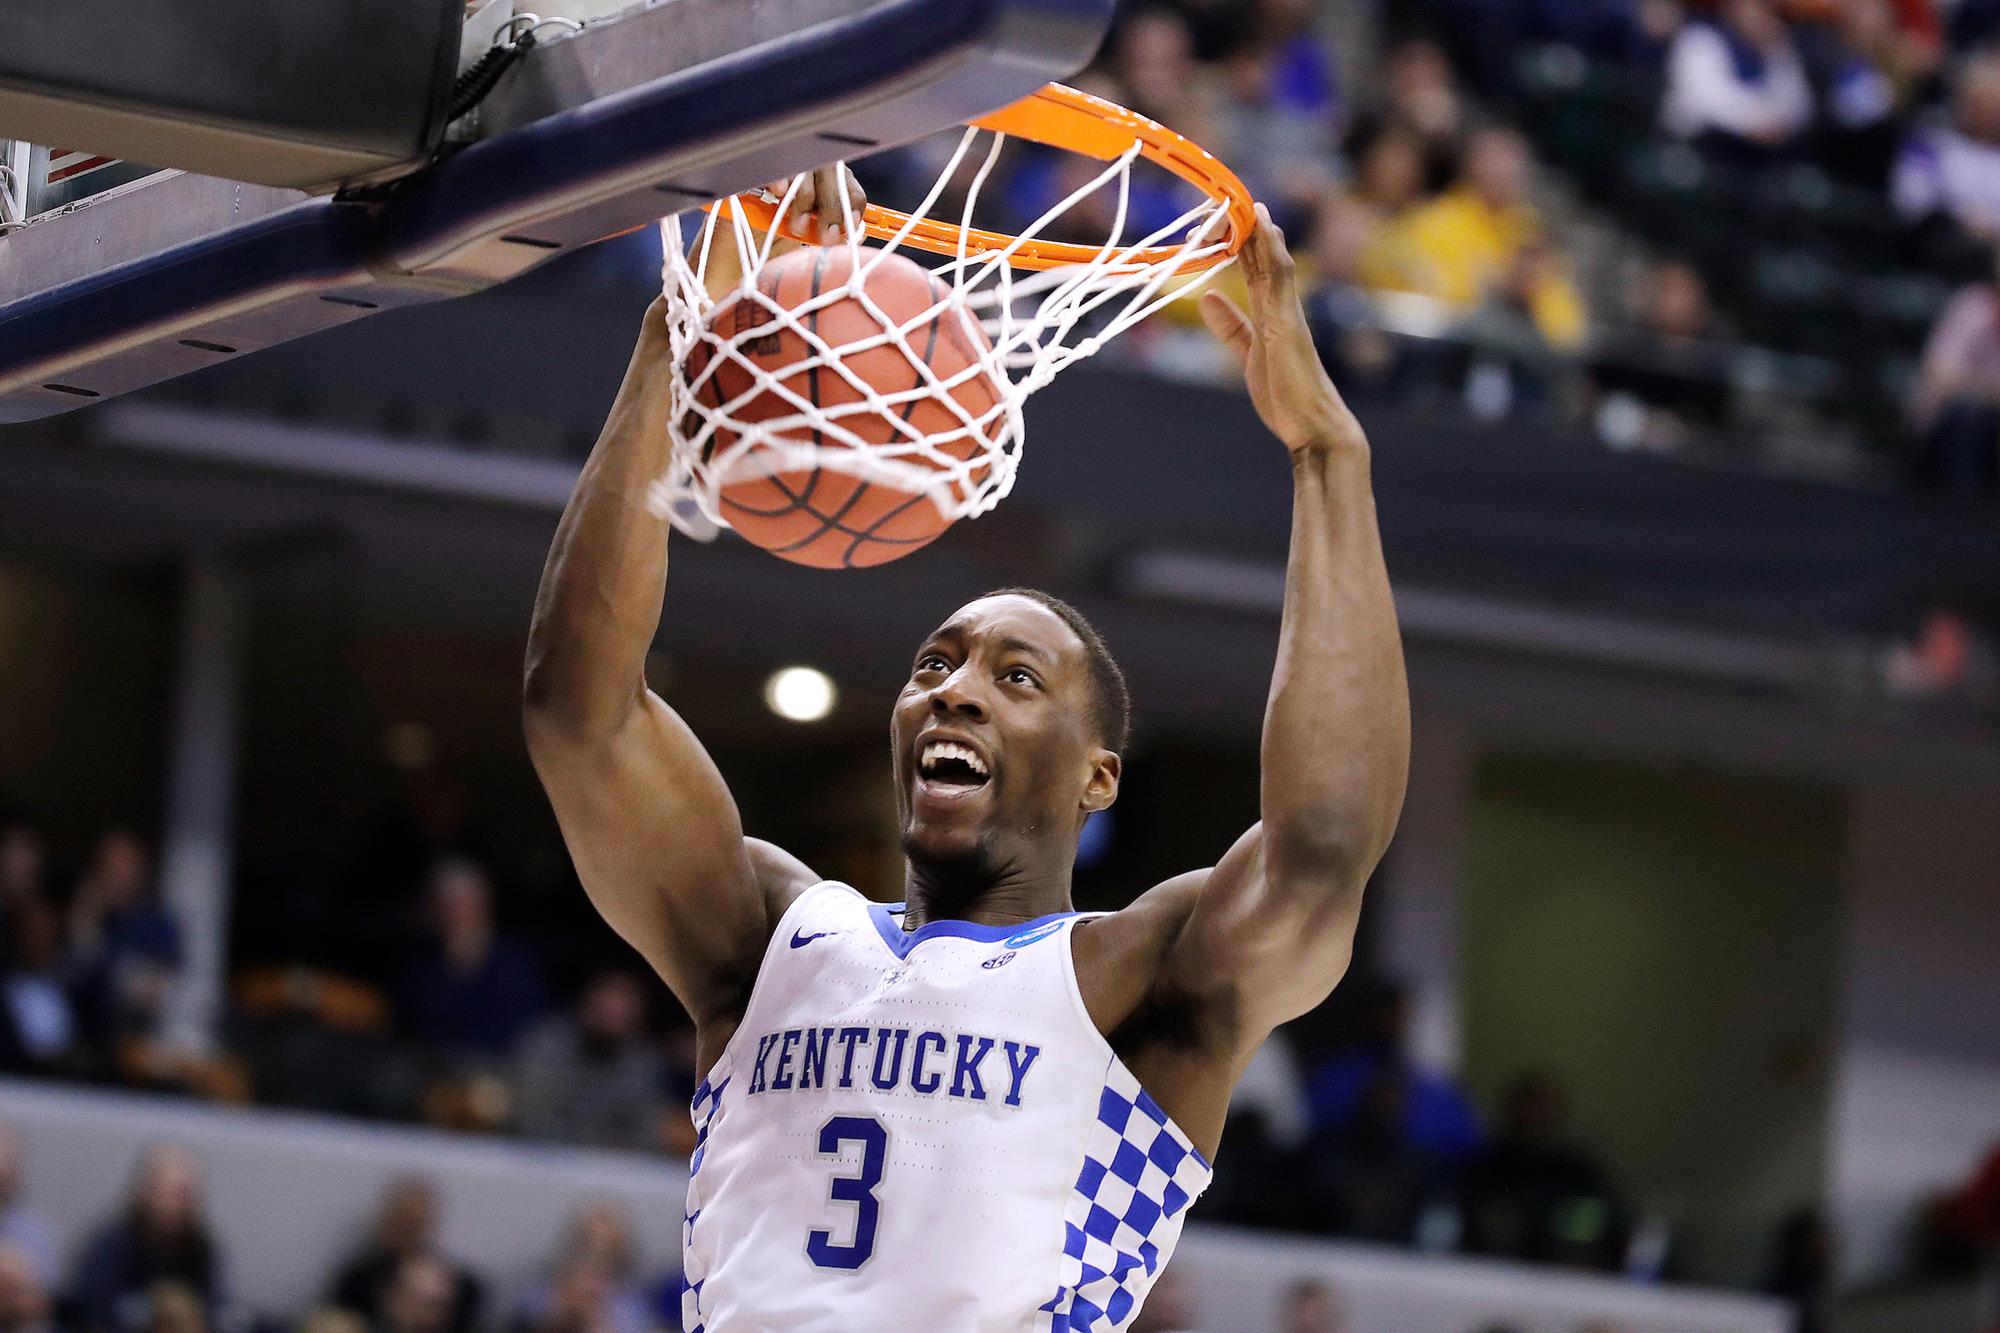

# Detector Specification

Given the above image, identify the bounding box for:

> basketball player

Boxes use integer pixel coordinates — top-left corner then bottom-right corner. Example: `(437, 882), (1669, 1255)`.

(524, 170), (1409, 1330)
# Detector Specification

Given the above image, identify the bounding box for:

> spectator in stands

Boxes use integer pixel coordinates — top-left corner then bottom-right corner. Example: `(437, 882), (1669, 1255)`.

(327, 1178), (481, 1333)
(1910, 263), (2000, 494)
(1203, 1027), (1315, 1230)
(1349, 128), (1439, 301)
(0, 819), (48, 915)
(655, 1026), (702, 1159)
(1955, 0), (2000, 53)
(1299, 1065), (1449, 1243)
(1525, 0), (1686, 68)
(3, 898), (82, 1077)
(1350, 122), (1429, 222)
(1304, 981), (1482, 1163)
(396, 859), (545, 1061)
(300, 1309), (366, 1333)
(1351, 40), (1466, 193)
(1248, 0), (1341, 121)
(69, 1144), (224, 1333)
(1459, 1070), (1626, 1269)
(1893, 49), (2000, 241)
(1213, 28), (1341, 236)
(65, 830), (182, 1052)
(1795, 0), (1910, 188)
(0, 1246), (52, 1333)
(1764, 1208), (1833, 1333)
(1276, 1277), (1345, 1333)
(1924, 1138), (2000, 1268)
(512, 969), (666, 1153)
(1379, 127), (1587, 349)
(513, 1202), (653, 1333)
(1660, 0), (1815, 166)
(143, 1282), (206, 1333)
(0, 1131), (55, 1293)
(376, 1256), (458, 1333)
(1306, 193), (1409, 401)
(1588, 257), (1732, 450)
(1105, 6), (1218, 139)
(1006, 11), (1217, 246)
(1451, 237), (1575, 420)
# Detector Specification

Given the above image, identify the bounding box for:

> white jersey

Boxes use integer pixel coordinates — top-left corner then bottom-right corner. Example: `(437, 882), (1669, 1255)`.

(681, 882), (1212, 1332)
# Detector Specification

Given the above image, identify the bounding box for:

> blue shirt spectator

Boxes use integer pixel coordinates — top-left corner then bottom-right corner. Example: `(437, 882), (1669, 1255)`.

(396, 859), (546, 1059)
(1894, 50), (2000, 239)
(69, 1144), (225, 1333)
(0, 1127), (59, 1292)
(1306, 1049), (1485, 1162)
(64, 831), (182, 1047)
(1661, 0), (1815, 164)
(1304, 983), (1484, 1162)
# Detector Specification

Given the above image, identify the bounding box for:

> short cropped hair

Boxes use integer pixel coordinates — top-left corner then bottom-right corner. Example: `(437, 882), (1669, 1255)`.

(981, 588), (1130, 754)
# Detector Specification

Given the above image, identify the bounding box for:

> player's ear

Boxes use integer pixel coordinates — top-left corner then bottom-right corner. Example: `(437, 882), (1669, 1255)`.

(1081, 748), (1120, 814)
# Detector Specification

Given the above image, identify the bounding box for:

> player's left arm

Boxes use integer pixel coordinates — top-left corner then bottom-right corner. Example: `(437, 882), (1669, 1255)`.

(1167, 205), (1412, 1041)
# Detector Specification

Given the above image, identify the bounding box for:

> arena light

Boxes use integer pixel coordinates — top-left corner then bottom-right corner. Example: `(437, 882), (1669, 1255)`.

(764, 666), (837, 723)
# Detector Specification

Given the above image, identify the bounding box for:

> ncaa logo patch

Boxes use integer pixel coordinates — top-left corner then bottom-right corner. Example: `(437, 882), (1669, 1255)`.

(1003, 920), (1065, 948)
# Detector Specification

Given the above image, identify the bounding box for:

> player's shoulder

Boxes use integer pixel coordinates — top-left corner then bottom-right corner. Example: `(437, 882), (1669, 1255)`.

(1098, 869), (1210, 947)
(1070, 867), (1212, 1030)
(745, 837), (825, 927)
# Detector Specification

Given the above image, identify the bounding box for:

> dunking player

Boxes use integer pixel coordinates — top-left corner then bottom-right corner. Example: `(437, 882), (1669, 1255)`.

(523, 171), (1409, 1331)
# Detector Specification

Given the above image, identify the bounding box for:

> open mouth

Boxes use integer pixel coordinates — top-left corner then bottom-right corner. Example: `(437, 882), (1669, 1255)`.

(917, 739), (991, 794)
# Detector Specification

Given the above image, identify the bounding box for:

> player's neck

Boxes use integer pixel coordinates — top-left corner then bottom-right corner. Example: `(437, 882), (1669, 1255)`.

(898, 860), (1073, 932)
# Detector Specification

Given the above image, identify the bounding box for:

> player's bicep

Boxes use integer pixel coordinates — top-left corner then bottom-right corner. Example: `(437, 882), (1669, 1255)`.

(1166, 823), (1361, 1040)
(528, 692), (767, 1020)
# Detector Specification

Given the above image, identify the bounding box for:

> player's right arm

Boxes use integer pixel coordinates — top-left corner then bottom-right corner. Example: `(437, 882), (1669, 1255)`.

(522, 297), (770, 1038)
(522, 171), (857, 1041)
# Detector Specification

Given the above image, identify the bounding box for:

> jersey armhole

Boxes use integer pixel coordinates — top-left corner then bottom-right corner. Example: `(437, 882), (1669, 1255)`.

(702, 880), (848, 1084)
(1056, 913), (1121, 1069)
(1056, 913), (1216, 1173)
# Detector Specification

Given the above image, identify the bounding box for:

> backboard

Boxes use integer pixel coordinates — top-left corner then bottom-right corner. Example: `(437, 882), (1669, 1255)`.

(0, 0), (1114, 423)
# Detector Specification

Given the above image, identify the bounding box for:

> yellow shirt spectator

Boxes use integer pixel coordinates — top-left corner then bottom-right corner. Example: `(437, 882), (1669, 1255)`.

(1367, 128), (1589, 350)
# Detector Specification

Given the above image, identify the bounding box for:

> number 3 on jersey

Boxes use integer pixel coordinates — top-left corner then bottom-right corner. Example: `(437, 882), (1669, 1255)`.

(807, 1115), (887, 1269)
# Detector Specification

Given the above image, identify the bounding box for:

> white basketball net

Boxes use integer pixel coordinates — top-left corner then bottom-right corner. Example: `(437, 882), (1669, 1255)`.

(649, 125), (1238, 539)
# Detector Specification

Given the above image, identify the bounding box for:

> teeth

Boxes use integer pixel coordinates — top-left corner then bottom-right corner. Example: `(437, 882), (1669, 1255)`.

(921, 741), (988, 777)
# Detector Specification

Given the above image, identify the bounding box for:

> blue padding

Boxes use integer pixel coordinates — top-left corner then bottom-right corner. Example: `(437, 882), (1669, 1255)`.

(0, 200), (388, 423)
(385, 0), (1113, 267)
(0, 0), (1112, 422)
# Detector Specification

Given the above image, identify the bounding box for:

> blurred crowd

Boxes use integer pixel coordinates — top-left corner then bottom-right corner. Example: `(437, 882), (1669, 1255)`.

(0, 1129), (694, 1333)
(5, 1085), (1996, 1332)
(833, 0), (2000, 493)
(9, 803), (2000, 1330)
(0, 809), (700, 1154)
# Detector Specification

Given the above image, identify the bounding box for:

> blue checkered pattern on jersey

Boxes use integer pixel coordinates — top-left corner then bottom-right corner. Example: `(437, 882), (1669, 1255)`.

(681, 1072), (730, 1333)
(1040, 1063), (1212, 1332)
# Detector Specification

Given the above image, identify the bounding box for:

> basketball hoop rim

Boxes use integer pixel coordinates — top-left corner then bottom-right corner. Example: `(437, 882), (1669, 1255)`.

(719, 82), (1256, 272)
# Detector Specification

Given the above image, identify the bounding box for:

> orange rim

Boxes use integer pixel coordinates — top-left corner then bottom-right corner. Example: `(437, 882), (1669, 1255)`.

(716, 83), (1255, 273)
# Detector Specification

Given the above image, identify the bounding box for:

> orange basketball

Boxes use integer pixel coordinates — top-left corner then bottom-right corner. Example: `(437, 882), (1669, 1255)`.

(685, 246), (1004, 570)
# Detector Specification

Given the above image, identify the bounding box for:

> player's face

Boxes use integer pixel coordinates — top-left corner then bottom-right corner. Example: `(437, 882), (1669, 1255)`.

(892, 596), (1114, 877)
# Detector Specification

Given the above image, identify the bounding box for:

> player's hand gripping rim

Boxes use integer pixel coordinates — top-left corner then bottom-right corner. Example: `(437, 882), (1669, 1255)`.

(761, 164), (869, 248)
(1198, 203), (1367, 461)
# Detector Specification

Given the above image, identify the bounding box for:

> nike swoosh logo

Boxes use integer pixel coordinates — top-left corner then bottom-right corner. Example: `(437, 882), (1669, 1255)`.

(790, 929), (836, 949)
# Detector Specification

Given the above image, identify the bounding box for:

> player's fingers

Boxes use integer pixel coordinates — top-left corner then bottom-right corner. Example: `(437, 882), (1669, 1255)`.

(1199, 291), (1254, 371)
(839, 166), (869, 236)
(1245, 208), (1311, 339)
(765, 175), (815, 240)
(815, 166), (847, 244)
(1248, 205), (1299, 306)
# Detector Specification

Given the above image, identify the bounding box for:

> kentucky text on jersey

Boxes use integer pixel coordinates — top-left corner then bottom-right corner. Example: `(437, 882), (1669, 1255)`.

(744, 1023), (1042, 1107)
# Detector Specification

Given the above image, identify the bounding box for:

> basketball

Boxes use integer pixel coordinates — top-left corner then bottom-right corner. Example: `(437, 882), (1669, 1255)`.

(684, 246), (1004, 570)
